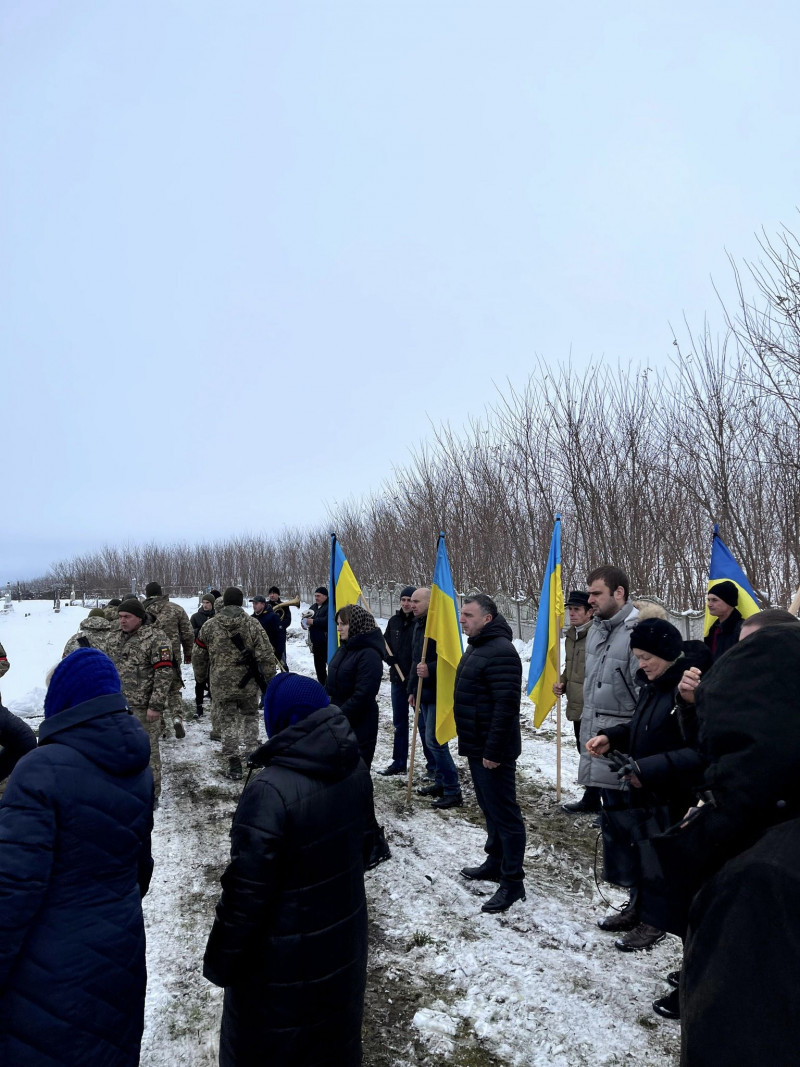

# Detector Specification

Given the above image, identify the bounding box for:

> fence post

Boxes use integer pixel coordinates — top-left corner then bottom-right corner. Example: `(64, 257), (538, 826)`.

(515, 600), (522, 641)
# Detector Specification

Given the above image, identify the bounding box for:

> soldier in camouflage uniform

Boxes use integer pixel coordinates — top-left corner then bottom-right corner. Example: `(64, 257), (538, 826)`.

(193, 587), (278, 779)
(143, 582), (195, 739)
(103, 599), (122, 622)
(108, 597), (174, 802)
(62, 608), (118, 658)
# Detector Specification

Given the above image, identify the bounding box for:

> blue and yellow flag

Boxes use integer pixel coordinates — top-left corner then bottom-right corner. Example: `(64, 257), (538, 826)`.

(704, 525), (760, 635)
(425, 533), (464, 744)
(328, 533), (363, 662)
(527, 515), (565, 728)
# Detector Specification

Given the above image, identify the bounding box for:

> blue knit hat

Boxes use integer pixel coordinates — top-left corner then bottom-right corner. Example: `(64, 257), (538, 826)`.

(263, 672), (329, 738)
(44, 648), (123, 719)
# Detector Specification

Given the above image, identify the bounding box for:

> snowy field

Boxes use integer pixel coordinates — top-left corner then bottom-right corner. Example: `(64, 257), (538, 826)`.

(0, 599), (680, 1066)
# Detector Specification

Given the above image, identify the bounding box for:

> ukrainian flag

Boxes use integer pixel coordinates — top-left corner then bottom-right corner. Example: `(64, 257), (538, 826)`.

(327, 533), (363, 662)
(425, 533), (464, 744)
(704, 524), (760, 635)
(527, 515), (565, 728)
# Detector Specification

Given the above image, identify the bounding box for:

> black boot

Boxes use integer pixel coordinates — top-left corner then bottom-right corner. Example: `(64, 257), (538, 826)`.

(460, 858), (502, 882)
(365, 826), (391, 870)
(226, 756), (243, 781)
(481, 881), (526, 913)
(195, 702), (204, 718)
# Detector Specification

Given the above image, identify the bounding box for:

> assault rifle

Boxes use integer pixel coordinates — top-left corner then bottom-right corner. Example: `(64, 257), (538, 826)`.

(230, 632), (268, 694)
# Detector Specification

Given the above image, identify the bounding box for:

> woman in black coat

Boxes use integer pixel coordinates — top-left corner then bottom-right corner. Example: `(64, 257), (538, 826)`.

(0, 648), (153, 1067)
(204, 673), (373, 1067)
(326, 603), (385, 768)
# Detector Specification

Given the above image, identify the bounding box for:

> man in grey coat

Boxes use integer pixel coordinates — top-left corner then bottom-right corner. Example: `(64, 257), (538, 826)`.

(577, 566), (644, 936)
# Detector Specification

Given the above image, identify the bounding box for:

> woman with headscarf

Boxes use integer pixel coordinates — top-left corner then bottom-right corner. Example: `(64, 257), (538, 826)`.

(204, 673), (373, 1067)
(0, 648), (153, 1066)
(325, 603), (386, 769)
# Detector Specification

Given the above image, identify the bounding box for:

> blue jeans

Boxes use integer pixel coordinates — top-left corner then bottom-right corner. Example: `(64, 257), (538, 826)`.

(390, 682), (410, 767)
(418, 700), (460, 796)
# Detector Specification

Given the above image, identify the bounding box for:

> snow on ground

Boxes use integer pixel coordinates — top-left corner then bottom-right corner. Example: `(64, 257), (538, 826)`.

(0, 600), (680, 1066)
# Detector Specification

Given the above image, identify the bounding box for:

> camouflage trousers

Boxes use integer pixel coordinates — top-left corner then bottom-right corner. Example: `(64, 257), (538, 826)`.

(161, 668), (185, 739)
(132, 706), (163, 799)
(219, 698), (261, 761)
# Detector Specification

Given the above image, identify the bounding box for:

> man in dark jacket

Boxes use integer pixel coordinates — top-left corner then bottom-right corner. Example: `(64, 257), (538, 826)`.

(379, 584), (417, 775)
(0, 648), (153, 1067)
(554, 590), (599, 814)
(268, 586), (291, 665)
(703, 580), (743, 661)
(204, 673), (372, 1067)
(653, 619), (800, 1065)
(191, 594), (216, 716)
(252, 594), (285, 663)
(455, 594), (525, 913)
(408, 587), (461, 808)
(306, 587), (329, 684)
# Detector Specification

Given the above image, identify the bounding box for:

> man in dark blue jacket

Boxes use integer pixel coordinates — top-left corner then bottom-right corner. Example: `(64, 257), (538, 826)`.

(455, 594), (525, 914)
(379, 584), (417, 775)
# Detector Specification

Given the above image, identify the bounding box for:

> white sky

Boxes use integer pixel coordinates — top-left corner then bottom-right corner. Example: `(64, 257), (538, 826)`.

(3, 0), (799, 580)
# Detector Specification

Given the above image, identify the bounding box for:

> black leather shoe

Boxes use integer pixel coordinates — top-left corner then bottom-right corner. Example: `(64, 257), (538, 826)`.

(365, 827), (392, 870)
(653, 988), (680, 1020)
(562, 798), (601, 814)
(615, 923), (666, 951)
(666, 969), (681, 989)
(226, 757), (243, 781)
(431, 793), (463, 809)
(481, 882), (526, 913)
(597, 900), (638, 931)
(378, 763), (407, 776)
(460, 859), (502, 882)
(417, 784), (444, 797)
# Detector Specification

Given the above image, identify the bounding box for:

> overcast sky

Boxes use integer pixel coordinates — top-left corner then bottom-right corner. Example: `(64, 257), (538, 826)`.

(2, 0), (799, 581)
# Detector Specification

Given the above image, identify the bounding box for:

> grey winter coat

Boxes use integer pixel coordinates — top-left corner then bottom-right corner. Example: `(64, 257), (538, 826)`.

(578, 601), (640, 789)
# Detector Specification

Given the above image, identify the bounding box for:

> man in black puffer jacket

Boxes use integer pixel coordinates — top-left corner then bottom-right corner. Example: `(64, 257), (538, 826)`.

(379, 585), (417, 775)
(204, 673), (372, 1067)
(455, 594), (525, 914)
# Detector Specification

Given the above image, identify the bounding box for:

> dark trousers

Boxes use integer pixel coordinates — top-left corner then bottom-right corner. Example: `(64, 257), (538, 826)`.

(390, 682), (410, 767)
(574, 719), (602, 810)
(468, 757), (526, 883)
(312, 642), (327, 685)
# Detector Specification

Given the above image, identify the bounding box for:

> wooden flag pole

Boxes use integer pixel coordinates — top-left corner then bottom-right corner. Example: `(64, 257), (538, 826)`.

(384, 640), (405, 684)
(789, 583), (800, 617)
(405, 636), (429, 804)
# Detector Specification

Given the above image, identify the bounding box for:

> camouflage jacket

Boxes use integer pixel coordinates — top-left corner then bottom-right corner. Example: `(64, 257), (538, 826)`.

(63, 616), (118, 658)
(0, 641), (8, 679)
(108, 622), (174, 712)
(193, 606), (278, 704)
(143, 595), (194, 663)
(103, 606), (120, 622)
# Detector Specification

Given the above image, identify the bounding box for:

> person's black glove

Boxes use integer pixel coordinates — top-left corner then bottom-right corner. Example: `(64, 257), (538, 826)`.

(606, 749), (641, 785)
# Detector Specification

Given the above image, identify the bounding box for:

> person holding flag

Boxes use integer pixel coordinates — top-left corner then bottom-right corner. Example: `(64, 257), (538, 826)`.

(455, 594), (525, 914)
(703, 526), (760, 662)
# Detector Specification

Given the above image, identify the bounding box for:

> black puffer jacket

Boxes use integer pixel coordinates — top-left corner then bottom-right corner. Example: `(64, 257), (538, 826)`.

(0, 703), (36, 782)
(326, 629), (385, 760)
(453, 615), (522, 762)
(407, 615), (437, 700)
(601, 643), (711, 813)
(203, 705), (371, 1067)
(384, 609), (415, 686)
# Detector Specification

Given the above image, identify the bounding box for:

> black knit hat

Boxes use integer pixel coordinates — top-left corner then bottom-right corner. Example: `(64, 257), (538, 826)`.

(201, 593), (215, 606)
(223, 587), (244, 606)
(269, 586), (280, 596)
(145, 582), (162, 598)
(210, 589), (222, 600)
(400, 585), (416, 599)
(630, 618), (683, 661)
(565, 590), (591, 609)
(108, 599), (122, 607)
(315, 586), (328, 597)
(118, 597), (146, 621)
(709, 580), (738, 607)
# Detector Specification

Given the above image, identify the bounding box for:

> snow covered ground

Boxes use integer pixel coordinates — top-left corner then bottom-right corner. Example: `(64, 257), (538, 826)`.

(0, 599), (680, 1065)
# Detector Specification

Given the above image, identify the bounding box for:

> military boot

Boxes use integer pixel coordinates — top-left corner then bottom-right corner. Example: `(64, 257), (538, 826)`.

(226, 756), (243, 781)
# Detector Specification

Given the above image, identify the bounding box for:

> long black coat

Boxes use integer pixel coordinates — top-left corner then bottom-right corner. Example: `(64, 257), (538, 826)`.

(326, 629), (385, 765)
(0, 702), (36, 781)
(203, 705), (372, 1067)
(453, 615), (522, 763)
(384, 608), (415, 686)
(0, 694), (153, 1067)
(601, 647), (709, 816)
(681, 815), (800, 1066)
(407, 615), (437, 700)
(191, 606), (215, 638)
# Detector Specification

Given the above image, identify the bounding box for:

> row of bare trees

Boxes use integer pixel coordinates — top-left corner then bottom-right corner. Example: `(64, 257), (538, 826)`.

(29, 225), (800, 610)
